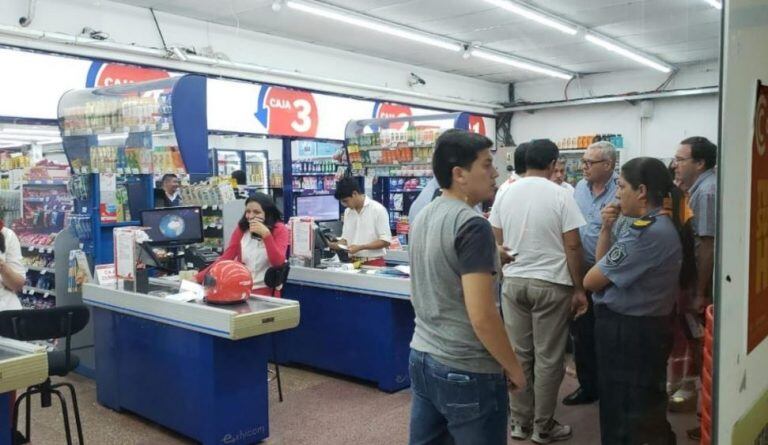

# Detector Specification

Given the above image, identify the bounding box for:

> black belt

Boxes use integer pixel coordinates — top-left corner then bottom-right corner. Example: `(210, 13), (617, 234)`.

(594, 304), (671, 322)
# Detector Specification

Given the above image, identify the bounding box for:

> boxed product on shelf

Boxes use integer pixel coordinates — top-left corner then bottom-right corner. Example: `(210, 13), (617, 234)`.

(24, 160), (71, 181)
(557, 133), (624, 150)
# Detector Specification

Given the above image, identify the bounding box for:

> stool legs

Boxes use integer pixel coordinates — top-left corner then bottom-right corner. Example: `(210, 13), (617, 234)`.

(53, 382), (84, 445)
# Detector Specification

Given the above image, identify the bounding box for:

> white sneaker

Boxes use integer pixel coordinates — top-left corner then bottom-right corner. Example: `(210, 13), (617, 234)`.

(532, 420), (572, 444)
(510, 422), (532, 441)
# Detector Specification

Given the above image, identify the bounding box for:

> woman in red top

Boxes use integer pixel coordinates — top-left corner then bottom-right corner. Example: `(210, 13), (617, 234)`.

(196, 193), (290, 296)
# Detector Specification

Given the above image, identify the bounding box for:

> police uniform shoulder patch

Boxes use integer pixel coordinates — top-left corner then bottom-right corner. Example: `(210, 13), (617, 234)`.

(631, 216), (656, 230)
(605, 242), (627, 266)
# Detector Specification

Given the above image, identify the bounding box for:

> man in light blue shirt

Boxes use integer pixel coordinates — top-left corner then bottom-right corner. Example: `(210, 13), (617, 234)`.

(566, 141), (619, 406)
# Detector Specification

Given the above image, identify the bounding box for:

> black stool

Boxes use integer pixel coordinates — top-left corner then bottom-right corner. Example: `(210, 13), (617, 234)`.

(264, 263), (290, 403)
(0, 305), (90, 445)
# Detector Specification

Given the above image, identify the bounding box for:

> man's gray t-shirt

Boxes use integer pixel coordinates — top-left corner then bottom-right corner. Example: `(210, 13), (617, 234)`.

(409, 196), (501, 374)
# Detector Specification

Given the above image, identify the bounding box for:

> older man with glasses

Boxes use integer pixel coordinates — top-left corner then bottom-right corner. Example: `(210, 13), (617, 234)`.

(565, 141), (619, 407)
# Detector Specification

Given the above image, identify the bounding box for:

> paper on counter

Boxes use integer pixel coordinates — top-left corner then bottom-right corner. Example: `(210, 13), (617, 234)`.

(165, 291), (201, 302)
(179, 279), (205, 300)
(394, 265), (411, 276)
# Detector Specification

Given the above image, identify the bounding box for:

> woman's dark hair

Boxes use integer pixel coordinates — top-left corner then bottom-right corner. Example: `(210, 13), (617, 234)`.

(334, 177), (362, 200)
(231, 170), (247, 185)
(238, 193), (283, 232)
(0, 230), (5, 254)
(432, 129), (493, 189)
(621, 157), (696, 288)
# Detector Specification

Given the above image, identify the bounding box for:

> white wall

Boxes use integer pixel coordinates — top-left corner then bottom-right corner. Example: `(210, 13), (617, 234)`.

(0, 0), (507, 113)
(716, 0), (768, 443)
(510, 62), (720, 162)
(511, 95), (719, 162)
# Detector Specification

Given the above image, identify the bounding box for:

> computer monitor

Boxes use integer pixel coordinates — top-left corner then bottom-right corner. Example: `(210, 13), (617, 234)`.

(140, 206), (204, 246)
(295, 195), (340, 221)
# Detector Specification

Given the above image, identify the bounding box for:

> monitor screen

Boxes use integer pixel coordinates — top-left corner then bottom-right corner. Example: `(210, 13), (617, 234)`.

(295, 195), (340, 221)
(140, 206), (204, 246)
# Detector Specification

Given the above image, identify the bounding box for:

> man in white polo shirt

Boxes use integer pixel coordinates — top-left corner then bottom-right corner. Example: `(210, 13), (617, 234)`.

(330, 177), (391, 266)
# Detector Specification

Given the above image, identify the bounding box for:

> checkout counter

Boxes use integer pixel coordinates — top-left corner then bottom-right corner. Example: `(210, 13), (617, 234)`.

(0, 339), (48, 445)
(83, 278), (299, 445)
(276, 250), (413, 393)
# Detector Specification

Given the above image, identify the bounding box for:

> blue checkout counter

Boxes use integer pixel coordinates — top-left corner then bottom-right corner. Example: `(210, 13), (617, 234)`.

(83, 279), (300, 445)
(276, 263), (414, 392)
(0, 339), (48, 445)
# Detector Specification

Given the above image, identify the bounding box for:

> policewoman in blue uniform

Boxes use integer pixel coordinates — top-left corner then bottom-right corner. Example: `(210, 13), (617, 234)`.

(584, 157), (694, 445)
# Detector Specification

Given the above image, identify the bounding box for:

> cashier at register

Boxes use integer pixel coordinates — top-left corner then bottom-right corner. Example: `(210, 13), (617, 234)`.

(329, 177), (391, 267)
(155, 173), (182, 208)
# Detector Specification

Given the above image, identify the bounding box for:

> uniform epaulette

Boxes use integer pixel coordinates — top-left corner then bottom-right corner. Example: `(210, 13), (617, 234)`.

(631, 216), (656, 230)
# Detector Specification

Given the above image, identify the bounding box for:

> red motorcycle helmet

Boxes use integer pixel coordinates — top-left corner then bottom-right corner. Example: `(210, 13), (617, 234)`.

(202, 260), (253, 305)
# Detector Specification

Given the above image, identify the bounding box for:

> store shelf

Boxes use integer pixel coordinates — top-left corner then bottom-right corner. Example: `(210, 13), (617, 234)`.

(26, 266), (55, 274)
(292, 173), (337, 176)
(292, 190), (333, 195)
(22, 286), (55, 296)
(390, 189), (424, 193)
(102, 221), (140, 228)
(22, 180), (69, 186)
(62, 124), (174, 137)
(21, 245), (55, 253)
(353, 144), (434, 150)
(361, 162), (431, 167)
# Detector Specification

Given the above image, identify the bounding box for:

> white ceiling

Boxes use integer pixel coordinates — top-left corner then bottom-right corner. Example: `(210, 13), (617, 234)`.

(109, 0), (721, 83)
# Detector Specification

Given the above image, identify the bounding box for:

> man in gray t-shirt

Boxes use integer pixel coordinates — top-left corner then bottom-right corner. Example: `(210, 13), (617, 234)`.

(407, 129), (524, 445)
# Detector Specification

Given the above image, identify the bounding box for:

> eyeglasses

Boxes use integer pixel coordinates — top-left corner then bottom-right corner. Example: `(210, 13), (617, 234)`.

(673, 157), (693, 163)
(580, 159), (608, 168)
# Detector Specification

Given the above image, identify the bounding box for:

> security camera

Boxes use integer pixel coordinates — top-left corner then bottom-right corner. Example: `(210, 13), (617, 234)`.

(81, 27), (110, 40)
(408, 72), (426, 87)
(19, 16), (31, 27)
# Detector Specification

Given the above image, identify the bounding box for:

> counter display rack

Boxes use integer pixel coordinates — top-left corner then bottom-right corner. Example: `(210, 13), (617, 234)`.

(344, 112), (478, 242)
(58, 74), (210, 265)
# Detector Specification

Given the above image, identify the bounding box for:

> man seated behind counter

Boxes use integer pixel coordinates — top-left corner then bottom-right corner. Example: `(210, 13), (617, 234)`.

(329, 177), (391, 266)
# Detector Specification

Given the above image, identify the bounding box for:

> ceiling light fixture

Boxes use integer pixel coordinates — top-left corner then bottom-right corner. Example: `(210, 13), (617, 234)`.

(0, 128), (60, 136)
(284, 0), (462, 52)
(170, 46), (188, 61)
(585, 34), (672, 73)
(0, 139), (27, 146)
(702, 0), (722, 9)
(481, 0), (578, 35)
(472, 49), (573, 80)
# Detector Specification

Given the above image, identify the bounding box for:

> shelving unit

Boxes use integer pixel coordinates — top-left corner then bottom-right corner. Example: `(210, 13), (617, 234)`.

(344, 112), (476, 244)
(285, 139), (348, 220)
(58, 74), (209, 265)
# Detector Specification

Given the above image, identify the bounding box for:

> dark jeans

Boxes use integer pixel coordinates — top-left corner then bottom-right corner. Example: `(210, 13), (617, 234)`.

(570, 292), (598, 395)
(595, 306), (676, 445)
(408, 349), (508, 445)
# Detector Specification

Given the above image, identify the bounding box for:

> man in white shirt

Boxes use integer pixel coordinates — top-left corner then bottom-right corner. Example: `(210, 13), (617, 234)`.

(489, 139), (587, 443)
(330, 177), (391, 266)
(551, 157), (575, 193)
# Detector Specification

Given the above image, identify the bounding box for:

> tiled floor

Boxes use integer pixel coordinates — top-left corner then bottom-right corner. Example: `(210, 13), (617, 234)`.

(19, 365), (699, 444)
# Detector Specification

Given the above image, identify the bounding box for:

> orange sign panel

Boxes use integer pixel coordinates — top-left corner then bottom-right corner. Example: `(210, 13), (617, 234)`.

(749, 80), (768, 353)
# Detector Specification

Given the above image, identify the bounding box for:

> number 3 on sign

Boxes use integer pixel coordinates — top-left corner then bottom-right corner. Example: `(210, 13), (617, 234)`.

(292, 99), (312, 133)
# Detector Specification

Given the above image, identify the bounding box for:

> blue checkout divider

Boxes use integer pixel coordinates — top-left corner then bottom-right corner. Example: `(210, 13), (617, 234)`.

(274, 283), (415, 392)
(92, 307), (270, 445)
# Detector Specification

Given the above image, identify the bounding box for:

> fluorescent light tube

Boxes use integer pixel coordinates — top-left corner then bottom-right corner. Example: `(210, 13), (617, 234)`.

(0, 128), (60, 136)
(0, 139), (27, 146)
(585, 34), (672, 73)
(472, 49), (573, 80)
(285, 1), (462, 52)
(482, 0), (578, 35)
(702, 0), (722, 9)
